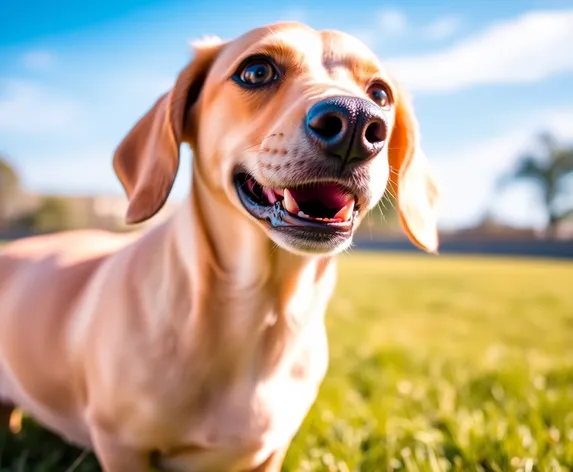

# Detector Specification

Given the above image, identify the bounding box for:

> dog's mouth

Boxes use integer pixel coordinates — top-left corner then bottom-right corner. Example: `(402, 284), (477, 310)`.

(234, 171), (359, 234)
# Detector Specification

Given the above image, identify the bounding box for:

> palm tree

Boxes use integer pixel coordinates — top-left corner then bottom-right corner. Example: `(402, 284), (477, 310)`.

(498, 132), (573, 236)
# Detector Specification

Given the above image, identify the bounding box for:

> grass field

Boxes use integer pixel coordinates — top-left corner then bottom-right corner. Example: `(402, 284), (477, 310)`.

(1, 252), (573, 471)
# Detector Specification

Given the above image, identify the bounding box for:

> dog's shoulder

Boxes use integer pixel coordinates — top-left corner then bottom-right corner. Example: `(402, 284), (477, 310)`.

(0, 229), (138, 307)
(1, 229), (137, 264)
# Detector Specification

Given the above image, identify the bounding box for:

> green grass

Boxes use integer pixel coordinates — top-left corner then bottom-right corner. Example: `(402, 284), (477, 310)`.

(2, 252), (573, 471)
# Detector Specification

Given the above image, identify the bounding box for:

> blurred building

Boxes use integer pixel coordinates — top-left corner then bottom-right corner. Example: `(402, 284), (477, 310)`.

(3, 191), (177, 237)
(556, 217), (573, 240)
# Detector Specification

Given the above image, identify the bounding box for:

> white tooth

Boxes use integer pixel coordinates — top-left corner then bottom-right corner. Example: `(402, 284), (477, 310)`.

(298, 211), (310, 218)
(283, 189), (299, 213)
(333, 200), (355, 221)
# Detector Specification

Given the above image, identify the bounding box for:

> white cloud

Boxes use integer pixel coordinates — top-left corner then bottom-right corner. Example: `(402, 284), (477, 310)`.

(19, 150), (122, 194)
(348, 29), (377, 49)
(276, 7), (308, 23)
(387, 10), (573, 93)
(434, 108), (573, 229)
(363, 10), (462, 46)
(544, 109), (573, 137)
(379, 8), (408, 36)
(21, 51), (55, 71)
(0, 71), (173, 138)
(17, 146), (192, 202)
(101, 74), (173, 100)
(0, 80), (85, 135)
(423, 15), (463, 41)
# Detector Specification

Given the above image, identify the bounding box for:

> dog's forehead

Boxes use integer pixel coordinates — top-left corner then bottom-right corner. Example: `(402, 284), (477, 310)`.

(214, 23), (383, 78)
(319, 30), (380, 69)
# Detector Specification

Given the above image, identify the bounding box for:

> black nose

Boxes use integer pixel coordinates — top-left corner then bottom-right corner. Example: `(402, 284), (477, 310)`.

(305, 96), (387, 163)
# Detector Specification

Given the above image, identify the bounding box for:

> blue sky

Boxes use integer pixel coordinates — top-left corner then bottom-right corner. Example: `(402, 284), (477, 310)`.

(1, 0), (572, 229)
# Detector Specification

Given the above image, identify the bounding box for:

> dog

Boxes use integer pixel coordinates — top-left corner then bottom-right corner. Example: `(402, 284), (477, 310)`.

(0, 22), (439, 471)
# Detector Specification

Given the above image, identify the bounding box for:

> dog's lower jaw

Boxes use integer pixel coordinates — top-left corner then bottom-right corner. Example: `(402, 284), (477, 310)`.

(269, 226), (354, 256)
(233, 173), (359, 256)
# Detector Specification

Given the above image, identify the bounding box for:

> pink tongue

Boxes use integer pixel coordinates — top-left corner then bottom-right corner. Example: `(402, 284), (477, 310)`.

(289, 183), (349, 208)
(263, 188), (277, 204)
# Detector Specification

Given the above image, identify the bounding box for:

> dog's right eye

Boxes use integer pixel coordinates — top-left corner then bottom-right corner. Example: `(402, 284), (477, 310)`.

(234, 58), (278, 87)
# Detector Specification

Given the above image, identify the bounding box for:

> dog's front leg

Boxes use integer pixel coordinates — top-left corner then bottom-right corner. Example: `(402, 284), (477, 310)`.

(91, 427), (150, 472)
(246, 446), (289, 472)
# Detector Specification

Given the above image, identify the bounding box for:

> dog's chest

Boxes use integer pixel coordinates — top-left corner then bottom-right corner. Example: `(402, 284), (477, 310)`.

(157, 320), (329, 471)
(108, 265), (337, 470)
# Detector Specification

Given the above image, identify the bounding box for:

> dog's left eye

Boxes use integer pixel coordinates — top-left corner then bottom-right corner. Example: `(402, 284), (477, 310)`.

(367, 83), (391, 109)
(236, 59), (278, 87)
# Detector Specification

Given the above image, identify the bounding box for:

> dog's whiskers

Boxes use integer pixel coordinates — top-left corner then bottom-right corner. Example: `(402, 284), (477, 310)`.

(238, 134), (280, 155)
(377, 199), (389, 224)
(382, 191), (398, 211)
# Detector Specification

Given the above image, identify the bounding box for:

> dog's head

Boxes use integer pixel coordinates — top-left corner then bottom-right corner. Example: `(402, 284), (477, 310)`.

(113, 22), (440, 255)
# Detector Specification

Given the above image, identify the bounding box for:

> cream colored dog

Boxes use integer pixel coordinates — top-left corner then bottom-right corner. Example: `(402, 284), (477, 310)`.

(0, 22), (439, 471)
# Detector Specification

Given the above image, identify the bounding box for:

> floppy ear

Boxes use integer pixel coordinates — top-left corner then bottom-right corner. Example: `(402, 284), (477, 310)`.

(113, 39), (224, 224)
(388, 85), (440, 253)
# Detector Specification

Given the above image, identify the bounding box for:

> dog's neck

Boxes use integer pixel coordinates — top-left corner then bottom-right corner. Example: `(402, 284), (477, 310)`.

(166, 172), (335, 380)
(185, 173), (335, 311)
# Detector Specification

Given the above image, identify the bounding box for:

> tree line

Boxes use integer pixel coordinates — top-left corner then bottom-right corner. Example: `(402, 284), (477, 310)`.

(0, 158), (72, 233)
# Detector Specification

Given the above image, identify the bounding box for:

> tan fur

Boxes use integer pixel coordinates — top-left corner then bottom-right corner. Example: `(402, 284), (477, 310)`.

(0, 22), (439, 471)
